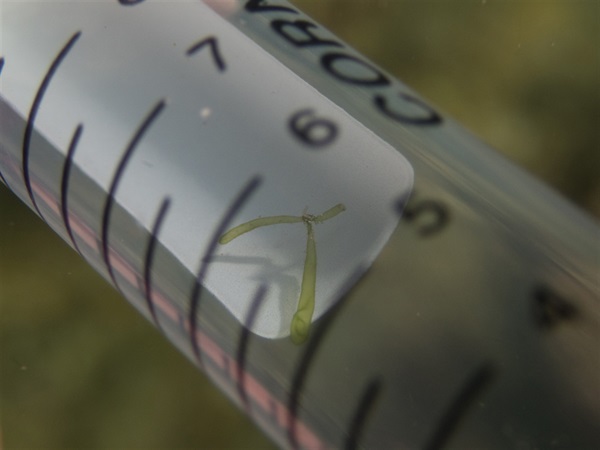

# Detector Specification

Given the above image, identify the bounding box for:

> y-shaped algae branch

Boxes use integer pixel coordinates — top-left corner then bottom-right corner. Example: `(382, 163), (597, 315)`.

(219, 203), (346, 344)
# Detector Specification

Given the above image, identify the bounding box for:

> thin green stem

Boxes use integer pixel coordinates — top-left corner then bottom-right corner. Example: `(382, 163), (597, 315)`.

(219, 215), (303, 244)
(290, 222), (317, 344)
(314, 203), (346, 223)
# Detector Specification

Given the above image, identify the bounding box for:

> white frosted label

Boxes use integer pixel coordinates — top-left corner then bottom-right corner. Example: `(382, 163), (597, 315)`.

(1, 0), (413, 341)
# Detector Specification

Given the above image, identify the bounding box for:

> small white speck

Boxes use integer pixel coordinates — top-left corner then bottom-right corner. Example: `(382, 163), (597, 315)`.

(200, 107), (212, 121)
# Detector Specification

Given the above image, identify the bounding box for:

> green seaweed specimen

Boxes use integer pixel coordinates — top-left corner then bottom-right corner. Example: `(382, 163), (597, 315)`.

(219, 203), (346, 344)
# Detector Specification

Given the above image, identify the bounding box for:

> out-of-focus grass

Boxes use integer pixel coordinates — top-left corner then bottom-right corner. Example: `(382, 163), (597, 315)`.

(1, 1), (598, 449)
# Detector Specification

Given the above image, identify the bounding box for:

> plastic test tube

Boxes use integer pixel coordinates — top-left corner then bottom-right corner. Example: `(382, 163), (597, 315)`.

(0, 1), (598, 448)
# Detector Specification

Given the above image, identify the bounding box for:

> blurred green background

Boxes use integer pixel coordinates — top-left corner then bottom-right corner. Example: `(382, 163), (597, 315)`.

(1, 1), (598, 449)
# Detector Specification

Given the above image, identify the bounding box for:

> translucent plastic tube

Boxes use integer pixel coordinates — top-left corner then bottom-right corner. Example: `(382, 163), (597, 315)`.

(1, 1), (598, 448)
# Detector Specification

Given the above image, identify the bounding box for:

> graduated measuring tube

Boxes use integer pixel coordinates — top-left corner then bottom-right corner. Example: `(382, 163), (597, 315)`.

(1, 0), (599, 448)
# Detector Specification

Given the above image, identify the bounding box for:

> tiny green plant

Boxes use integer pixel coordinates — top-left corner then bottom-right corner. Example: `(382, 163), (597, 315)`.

(219, 203), (346, 344)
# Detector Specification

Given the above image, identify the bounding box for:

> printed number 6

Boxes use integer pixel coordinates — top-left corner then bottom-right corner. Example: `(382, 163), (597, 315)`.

(289, 108), (338, 148)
